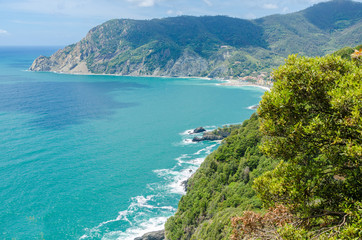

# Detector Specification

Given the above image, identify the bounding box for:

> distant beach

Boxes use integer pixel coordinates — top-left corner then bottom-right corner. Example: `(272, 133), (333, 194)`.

(217, 79), (271, 91)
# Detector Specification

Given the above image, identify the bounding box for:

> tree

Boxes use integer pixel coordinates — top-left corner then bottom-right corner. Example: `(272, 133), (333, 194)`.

(253, 54), (361, 236)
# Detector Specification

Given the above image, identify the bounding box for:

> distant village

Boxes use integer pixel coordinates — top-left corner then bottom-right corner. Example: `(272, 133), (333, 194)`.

(233, 72), (274, 87)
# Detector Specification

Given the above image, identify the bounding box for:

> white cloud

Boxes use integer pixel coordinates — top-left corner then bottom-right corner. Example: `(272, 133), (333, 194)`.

(203, 0), (213, 7)
(0, 29), (9, 35)
(127, 0), (156, 7)
(262, 3), (278, 9)
(282, 6), (290, 13)
(166, 9), (183, 15)
(244, 13), (256, 19)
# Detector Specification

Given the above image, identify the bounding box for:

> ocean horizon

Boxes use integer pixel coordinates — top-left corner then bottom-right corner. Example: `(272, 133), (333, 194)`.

(0, 46), (266, 240)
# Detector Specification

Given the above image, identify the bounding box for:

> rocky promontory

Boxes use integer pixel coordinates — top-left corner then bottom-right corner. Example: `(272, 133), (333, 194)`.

(192, 124), (241, 142)
(192, 132), (226, 142)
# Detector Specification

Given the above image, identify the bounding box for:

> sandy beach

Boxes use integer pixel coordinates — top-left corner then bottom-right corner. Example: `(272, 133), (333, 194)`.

(217, 79), (272, 91)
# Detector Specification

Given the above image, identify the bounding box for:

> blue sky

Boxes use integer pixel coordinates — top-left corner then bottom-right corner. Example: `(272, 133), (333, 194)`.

(0, 0), (360, 46)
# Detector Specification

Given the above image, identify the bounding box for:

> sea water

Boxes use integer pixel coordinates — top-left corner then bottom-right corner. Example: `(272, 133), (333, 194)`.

(0, 47), (265, 240)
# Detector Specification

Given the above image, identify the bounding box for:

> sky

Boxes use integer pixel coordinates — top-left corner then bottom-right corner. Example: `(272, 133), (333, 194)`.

(0, 0), (361, 46)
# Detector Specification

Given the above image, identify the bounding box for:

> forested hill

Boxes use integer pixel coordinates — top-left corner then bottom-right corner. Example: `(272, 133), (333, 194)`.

(30, 0), (362, 79)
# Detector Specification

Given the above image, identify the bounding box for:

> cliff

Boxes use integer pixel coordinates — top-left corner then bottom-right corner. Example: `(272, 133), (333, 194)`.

(165, 114), (278, 239)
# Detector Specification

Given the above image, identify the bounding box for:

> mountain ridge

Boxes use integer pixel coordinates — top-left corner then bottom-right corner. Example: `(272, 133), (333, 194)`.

(29, 0), (362, 80)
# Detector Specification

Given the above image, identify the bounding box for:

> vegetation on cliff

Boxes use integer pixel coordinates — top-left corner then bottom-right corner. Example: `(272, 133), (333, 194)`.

(165, 114), (278, 239)
(165, 47), (361, 239)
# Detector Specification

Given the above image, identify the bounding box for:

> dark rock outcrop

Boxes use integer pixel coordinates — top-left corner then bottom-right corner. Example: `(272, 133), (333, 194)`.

(193, 127), (206, 134)
(181, 177), (192, 192)
(192, 132), (226, 142)
(192, 125), (242, 142)
(134, 230), (165, 240)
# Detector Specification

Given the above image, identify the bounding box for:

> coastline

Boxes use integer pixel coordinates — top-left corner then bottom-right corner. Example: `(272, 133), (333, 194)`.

(217, 79), (271, 91)
(29, 69), (272, 91)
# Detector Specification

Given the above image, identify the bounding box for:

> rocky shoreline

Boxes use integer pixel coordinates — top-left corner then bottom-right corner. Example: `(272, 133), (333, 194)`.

(192, 125), (241, 142)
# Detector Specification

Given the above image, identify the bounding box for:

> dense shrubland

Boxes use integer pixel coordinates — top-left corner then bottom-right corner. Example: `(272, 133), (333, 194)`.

(250, 53), (361, 239)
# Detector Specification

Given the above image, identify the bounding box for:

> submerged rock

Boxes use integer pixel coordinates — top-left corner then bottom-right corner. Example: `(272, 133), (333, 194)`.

(134, 230), (165, 240)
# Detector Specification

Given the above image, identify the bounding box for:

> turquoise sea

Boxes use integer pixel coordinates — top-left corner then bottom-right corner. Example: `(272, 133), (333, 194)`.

(0, 47), (265, 240)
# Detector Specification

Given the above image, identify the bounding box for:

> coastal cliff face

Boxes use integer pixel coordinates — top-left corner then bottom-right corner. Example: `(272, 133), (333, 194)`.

(165, 114), (278, 239)
(29, 0), (362, 78)
(30, 44), (90, 74)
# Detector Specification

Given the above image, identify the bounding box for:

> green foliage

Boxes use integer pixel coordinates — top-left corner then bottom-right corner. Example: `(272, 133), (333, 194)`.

(165, 114), (278, 239)
(208, 124), (242, 138)
(255, 54), (361, 237)
(191, 208), (245, 240)
(277, 224), (309, 240)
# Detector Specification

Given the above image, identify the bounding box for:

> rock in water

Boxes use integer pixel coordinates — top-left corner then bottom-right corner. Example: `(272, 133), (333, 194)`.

(192, 133), (225, 142)
(134, 230), (165, 240)
(192, 125), (242, 142)
(193, 127), (206, 133)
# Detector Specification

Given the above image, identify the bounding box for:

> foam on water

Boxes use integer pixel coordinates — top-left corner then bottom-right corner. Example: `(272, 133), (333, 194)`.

(106, 216), (168, 240)
(247, 104), (259, 110)
(154, 143), (219, 195)
(180, 129), (194, 135)
(181, 138), (196, 145)
(194, 144), (217, 155)
(79, 194), (174, 240)
(80, 130), (220, 240)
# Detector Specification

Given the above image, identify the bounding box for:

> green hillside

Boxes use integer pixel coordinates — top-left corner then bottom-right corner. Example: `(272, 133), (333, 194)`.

(30, 0), (362, 80)
(302, 0), (362, 31)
